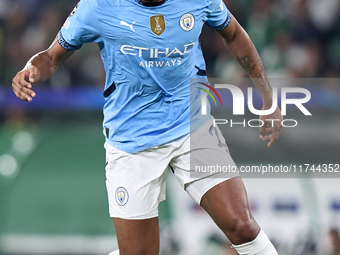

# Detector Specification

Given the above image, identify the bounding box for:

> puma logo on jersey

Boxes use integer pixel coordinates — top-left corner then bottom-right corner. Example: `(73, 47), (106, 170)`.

(120, 20), (136, 32)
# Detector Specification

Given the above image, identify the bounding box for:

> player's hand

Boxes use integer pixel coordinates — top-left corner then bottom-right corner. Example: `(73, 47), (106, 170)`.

(259, 106), (284, 148)
(12, 66), (39, 102)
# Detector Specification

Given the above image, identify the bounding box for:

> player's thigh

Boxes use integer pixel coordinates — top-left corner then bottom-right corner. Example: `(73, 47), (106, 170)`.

(113, 217), (160, 255)
(170, 117), (240, 203)
(200, 176), (252, 223)
(170, 118), (259, 243)
(199, 177), (260, 244)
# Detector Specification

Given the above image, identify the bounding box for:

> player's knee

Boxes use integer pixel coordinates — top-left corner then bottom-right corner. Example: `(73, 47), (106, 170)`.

(221, 215), (259, 244)
(235, 218), (259, 243)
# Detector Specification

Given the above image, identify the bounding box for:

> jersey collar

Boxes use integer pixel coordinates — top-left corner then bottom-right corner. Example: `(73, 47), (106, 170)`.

(135, 0), (167, 7)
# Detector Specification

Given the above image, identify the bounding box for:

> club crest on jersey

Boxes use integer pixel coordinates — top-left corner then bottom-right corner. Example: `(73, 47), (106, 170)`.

(180, 13), (195, 31)
(115, 187), (129, 206)
(150, 15), (166, 36)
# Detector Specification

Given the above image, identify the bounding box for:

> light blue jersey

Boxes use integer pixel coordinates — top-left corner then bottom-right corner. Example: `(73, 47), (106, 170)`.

(58, 0), (231, 153)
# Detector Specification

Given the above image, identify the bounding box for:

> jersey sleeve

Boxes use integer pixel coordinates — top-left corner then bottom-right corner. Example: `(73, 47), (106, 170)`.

(58, 0), (101, 51)
(205, 0), (231, 31)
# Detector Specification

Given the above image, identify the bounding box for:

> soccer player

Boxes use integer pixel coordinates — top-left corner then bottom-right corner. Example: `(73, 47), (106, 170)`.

(12, 0), (283, 254)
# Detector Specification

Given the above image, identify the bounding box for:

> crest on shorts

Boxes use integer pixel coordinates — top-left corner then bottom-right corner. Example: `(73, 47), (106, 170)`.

(115, 187), (129, 206)
(180, 13), (195, 31)
(150, 15), (166, 36)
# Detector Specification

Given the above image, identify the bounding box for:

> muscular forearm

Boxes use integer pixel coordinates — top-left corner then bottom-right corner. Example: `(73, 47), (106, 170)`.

(12, 38), (73, 102)
(23, 38), (73, 83)
(24, 51), (59, 83)
(218, 16), (283, 147)
(220, 18), (273, 107)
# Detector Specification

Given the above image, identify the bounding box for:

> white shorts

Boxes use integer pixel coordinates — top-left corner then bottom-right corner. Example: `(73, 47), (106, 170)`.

(105, 117), (239, 219)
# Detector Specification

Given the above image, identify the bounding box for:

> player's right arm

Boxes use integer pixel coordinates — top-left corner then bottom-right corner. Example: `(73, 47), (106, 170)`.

(13, 0), (100, 102)
(12, 38), (74, 102)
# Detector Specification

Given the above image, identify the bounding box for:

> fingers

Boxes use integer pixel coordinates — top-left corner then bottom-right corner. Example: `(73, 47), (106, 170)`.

(23, 69), (31, 83)
(259, 122), (266, 140)
(12, 82), (36, 101)
(259, 120), (282, 148)
(267, 128), (280, 148)
(12, 70), (37, 102)
(259, 107), (284, 147)
(29, 67), (38, 83)
(267, 130), (280, 148)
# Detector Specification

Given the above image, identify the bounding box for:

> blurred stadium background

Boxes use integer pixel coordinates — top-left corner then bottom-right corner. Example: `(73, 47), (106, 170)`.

(0, 0), (340, 254)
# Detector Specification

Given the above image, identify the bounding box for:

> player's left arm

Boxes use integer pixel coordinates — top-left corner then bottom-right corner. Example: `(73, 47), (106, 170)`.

(217, 15), (284, 147)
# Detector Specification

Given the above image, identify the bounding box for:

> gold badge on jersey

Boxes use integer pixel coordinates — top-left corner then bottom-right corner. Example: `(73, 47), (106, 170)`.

(150, 15), (166, 36)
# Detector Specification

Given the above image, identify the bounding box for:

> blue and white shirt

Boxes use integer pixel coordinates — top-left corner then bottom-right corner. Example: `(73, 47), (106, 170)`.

(58, 0), (231, 153)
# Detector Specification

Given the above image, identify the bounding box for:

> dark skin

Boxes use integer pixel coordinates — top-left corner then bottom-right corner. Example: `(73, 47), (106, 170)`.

(217, 15), (283, 147)
(12, 6), (283, 255)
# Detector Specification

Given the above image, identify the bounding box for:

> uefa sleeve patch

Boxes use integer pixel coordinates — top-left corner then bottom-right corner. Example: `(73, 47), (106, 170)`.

(63, 18), (71, 30)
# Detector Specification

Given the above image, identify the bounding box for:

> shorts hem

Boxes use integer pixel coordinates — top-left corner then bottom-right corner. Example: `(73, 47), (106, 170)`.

(188, 175), (239, 205)
(109, 210), (159, 220)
